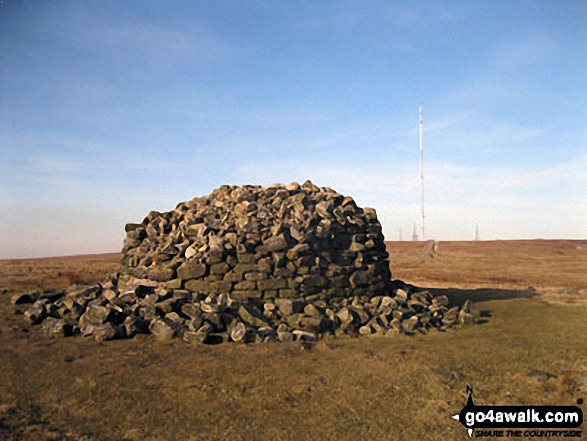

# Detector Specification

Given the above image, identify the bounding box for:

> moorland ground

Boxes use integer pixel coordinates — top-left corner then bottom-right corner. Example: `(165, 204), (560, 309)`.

(0, 240), (585, 440)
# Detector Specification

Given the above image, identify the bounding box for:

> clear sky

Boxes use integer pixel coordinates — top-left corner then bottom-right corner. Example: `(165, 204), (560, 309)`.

(1, 0), (586, 258)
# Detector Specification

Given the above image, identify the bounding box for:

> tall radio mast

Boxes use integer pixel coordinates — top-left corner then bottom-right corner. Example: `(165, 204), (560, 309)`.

(419, 101), (425, 241)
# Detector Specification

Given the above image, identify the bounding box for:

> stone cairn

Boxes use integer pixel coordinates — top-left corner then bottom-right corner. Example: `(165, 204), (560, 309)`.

(16, 181), (478, 343)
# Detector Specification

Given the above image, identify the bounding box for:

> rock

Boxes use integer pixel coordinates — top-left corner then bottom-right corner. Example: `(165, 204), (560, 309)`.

(68, 284), (102, 301)
(303, 304), (322, 316)
(257, 326), (275, 339)
(183, 328), (214, 344)
(155, 299), (175, 314)
(443, 307), (460, 325)
(389, 318), (401, 330)
(407, 300), (427, 312)
(315, 200), (332, 218)
(244, 272), (267, 282)
(392, 310), (404, 321)
(177, 261), (207, 280)
(24, 301), (46, 325)
(42, 318), (72, 337)
(207, 233), (225, 252)
(102, 289), (117, 301)
(187, 316), (203, 331)
(230, 321), (247, 342)
(198, 302), (215, 313)
(238, 304), (269, 328)
(289, 226), (305, 243)
(124, 315), (149, 337)
(292, 330), (317, 341)
(275, 298), (304, 315)
(394, 289), (409, 302)
(402, 316), (420, 333)
(125, 223), (143, 233)
(278, 289), (298, 298)
(458, 300), (478, 325)
(148, 266), (175, 282)
(149, 319), (177, 341)
(92, 322), (120, 342)
(138, 304), (158, 321)
(210, 263), (230, 276)
(379, 296), (397, 309)
(300, 315), (330, 333)
(300, 275), (328, 289)
(284, 313), (303, 328)
(359, 324), (373, 335)
(80, 321), (97, 336)
(197, 322), (213, 338)
(264, 234), (288, 252)
(336, 307), (354, 326)
(185, 246), (197, 259)
(11, 293), (36, 305)
(80, 305), (110, 325)
(180, 302), (200, 319)
(182, 331), (203, 344)
(257, 278), (288, 291)
(412, 291), (431, 305)
(429, 304), (447, 315)
(277, 330), (294, 342)
(432, 295), (449, 307)
(186, 223), (207, 237)
(286, 243), (310, 259)
(134, 284), (156, 298)
(165, 312), (184, 323)
(349, 306), (370, 325)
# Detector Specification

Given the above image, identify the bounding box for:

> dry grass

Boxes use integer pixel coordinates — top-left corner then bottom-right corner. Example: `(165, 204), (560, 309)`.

(0, 253), (120, 294)
(0, 240), (586, 440)
(388, 240), (587, 290)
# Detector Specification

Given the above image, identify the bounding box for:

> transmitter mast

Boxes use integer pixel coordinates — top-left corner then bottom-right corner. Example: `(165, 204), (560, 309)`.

(419, 101), (425, 241)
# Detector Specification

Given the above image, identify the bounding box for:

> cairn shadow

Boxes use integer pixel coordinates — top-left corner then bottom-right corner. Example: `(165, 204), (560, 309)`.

(409, 286), (538, 326)
(414, 286), (537, 307)
(392, 280), (538, 324)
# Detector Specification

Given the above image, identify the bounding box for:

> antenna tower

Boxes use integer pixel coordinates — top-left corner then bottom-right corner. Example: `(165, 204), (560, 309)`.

(419, 101), (425, 241)
(411, 223), (419, 241)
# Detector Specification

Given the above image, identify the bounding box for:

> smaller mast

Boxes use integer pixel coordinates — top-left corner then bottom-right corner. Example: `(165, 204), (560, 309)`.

(419, 101), (425, 241)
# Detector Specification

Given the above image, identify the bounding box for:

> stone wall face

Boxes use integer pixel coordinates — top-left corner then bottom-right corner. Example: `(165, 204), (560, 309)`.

(120, 181), (392, 303)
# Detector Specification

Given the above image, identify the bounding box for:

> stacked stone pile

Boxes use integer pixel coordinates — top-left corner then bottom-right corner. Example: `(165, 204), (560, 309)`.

(14, 280), (478, 342)
(15, 181), (479, 343)
(120, 181), (392, 301)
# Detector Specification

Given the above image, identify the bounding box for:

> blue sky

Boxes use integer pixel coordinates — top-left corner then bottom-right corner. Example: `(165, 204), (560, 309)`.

(1, 0), (586, 258)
